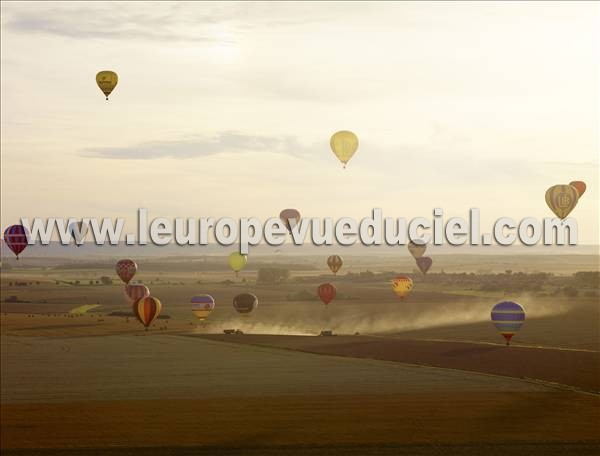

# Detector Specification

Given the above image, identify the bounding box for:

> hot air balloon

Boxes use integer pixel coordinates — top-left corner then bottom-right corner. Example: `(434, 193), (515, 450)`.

(279, 209), (301, 234)
(327, 255), (343, 275)
(3, 225), (29, 260)
(416, 257), (432, 274)
(191, 295), (215, 321)
(569, 181), (586, 198)
(96, 71), (118, 100)
(133, 296), (162, 329)
(330, 131), (358, 168)
(115, 259), (137, 284)
(545, 185), (579, 219)
(408, 240), (426, 259)
(392, 275), (413, 299)
(68, 221), (89, 247)
(491, 301), (525, 346)
(228, 252), (247, 276)
(318, 283), (337, 305)
(233, 293), (258, 314)
(124, 284), (150, 305)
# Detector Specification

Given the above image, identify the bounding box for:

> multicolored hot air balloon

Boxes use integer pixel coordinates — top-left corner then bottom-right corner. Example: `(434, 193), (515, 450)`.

(191, 295), (215, 321)
(96, 71), (118, 100)
(68, 221), (89, 247)
(327, 255), (343, 275)
(115, 259), (137, 284)
(3, 225), (29, 260)
(416, 257), (432, 274)
(491, 301), (525, 346)
(569, 181), (586, 198)
(408, 240), (426, 259)
(228, 252), (247, 277)
(133, 296), (162, 329)
(124, 284), (150, 305)
(391, 275), (413, 299)
(279, 209), (301, 234)
(330, 131), (358, 168)
(233, 293), (258, 314)
(545, 185), (579, 219)
(317, 283), (337, 305)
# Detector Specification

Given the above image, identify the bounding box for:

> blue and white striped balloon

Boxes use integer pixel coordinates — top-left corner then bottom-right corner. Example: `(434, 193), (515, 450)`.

(491, 301), (525, 345)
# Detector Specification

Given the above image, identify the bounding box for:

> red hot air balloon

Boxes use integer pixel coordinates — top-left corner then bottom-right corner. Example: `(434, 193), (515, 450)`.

(3, 225), (29, 260)
(416, 257), (433, 274)
(124, 284), (150, 305)
(133, 296), (162, 329)
(116, 259), (137, 284)
(318, 283), (337, 305)
(569, 181), (586, 198)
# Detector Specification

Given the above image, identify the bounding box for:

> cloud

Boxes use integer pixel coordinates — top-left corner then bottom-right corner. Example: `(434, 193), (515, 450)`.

(1, 3), (331, 43)
(2, 4), (233, 43)
(79, 132), (307, 160)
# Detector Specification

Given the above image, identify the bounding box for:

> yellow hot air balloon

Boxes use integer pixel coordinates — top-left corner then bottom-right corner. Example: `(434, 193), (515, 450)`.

(96, 71), (118, 100)
(545, 185), (579, 219)
(228, 252), (247, 276)
(330, 131), (358, 168)
(391, 275), (413, 299)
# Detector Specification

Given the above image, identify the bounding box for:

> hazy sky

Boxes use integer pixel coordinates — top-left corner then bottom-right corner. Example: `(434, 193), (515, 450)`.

(1, 2), (598, 244)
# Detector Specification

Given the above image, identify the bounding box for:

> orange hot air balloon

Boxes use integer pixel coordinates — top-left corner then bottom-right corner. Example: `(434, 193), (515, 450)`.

(116, 259), (137, 284)
(279, 208), (301, 233)
(133, 296), (162, 329)
(569, 181), (586, 198)
(416, 257), (432, 274)
(327, 255), (343, 275)
(124, 284), (150, 305)
(545, 185), (579, 219)
(318, 283), (337, 305)
(391, 275), (413, 299)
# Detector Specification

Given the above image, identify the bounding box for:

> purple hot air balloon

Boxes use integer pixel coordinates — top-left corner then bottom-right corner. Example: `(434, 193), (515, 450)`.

(3, 225), (29, 260)
(416, 256), (432, 274)
(491, 301), (525, 345)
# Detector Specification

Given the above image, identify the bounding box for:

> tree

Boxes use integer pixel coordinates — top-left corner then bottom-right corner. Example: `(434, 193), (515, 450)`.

(257, 268), (290, 284)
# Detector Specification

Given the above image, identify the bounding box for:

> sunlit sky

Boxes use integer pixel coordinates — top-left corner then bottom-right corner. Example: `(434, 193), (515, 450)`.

(1, 2), (598, 244)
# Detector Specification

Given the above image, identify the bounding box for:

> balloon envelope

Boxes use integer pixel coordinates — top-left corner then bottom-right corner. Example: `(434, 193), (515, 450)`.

(545, 185), (579, 219)
(491, 301), (525, 345)
(228, 252), (248, 274)
(569, 181), (586, 198)
(416, 257), (432, 274)
(233, 293), (258, 314)
(191, 295), (215, 321)
(96, 71), (118, 100)
(116, 259), (137, 284)
(279, 209), (301, 233)
(133, 296), (162, 328)
(408, 240), (426, 259)
(318, 283), (337, 305)
(68, 221), (89, 247)
(124, 284), (150, 305)
(392, 275), (413, 299)
(3, 225), (28, 259)
(327, 255), (343, 274)
(330, 131), (358, 168)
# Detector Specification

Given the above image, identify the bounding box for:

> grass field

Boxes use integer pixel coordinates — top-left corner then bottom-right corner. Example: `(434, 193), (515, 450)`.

(1, 253), (599, 455)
